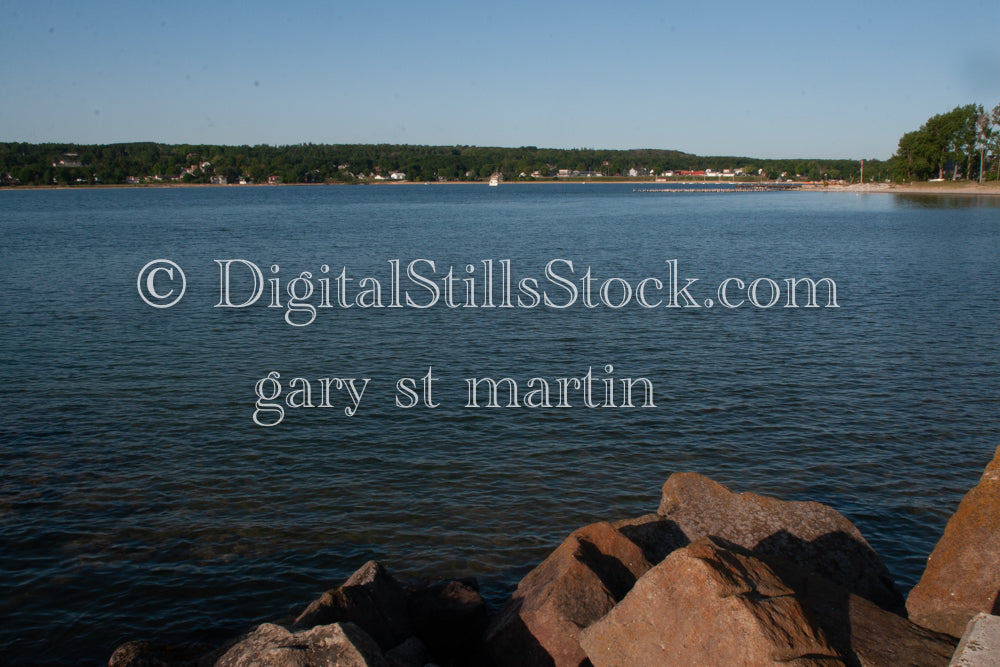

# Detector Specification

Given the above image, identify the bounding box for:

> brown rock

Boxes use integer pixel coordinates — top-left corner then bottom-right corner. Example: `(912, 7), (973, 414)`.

(579, 537), (844, 666)
(292, 561), (411, 651)
(790, 564), (957, 666)
(612, 513), (689, 564)
(654, 472), (904, 613)
(484, 521), (651, 667)
(214, 622), (388, 667)
(907, 445), (1000, 637)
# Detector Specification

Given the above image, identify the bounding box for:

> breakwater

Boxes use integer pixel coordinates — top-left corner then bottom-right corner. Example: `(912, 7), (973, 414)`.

(633, 183), (804, 192)
(111, 447), (1000, 666)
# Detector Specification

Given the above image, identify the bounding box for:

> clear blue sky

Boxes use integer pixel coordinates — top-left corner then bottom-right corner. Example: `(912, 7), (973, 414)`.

(1, 1), (997, 159)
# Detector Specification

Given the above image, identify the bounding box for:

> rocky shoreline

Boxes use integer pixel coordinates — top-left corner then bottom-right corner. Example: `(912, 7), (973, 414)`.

(109, 445), (1000, 666)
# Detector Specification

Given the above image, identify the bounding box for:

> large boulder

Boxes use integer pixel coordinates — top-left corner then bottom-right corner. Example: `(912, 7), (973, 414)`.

(292, 561), (411, 651)
(950, 613), (1000, 666)
(579, 537), (844, 666)
(612, 513), (689, 564)
(788, 561), (957, 666)
(406, 578), (489, 665)
(214, 622), (387, 667)
(484, 521), (651, 667)
(907, 445), (1000, 637)
(643, 472), (904, 613)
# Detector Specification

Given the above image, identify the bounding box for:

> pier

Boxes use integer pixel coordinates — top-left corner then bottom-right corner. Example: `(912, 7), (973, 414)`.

(633, 183), (803, 193)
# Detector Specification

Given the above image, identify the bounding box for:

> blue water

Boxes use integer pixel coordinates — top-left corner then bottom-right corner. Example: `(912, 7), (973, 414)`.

(1, 184), (998, 664)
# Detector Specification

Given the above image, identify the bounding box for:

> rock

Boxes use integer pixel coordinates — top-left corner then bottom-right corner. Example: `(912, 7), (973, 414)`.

(788, 563), (956, 666)
(384, 636), (430, 667)
(407, 578), (488, 665)
(907, 446), (1000, 637)
(612, 513), (689, 564)
(654, 472), (904, 613)
(579, 536), (844, 666)
(484, 521), (651, 667)
(950, 613), (1000, 666)
(107, 640), (206, 667)
(292, 561), (412, 651)
(214, 622), (387, 666)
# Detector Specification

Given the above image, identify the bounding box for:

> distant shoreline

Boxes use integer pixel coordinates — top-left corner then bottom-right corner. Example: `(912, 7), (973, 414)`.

(804, 181), (1000, 195)
(3, 180), (1000, 195)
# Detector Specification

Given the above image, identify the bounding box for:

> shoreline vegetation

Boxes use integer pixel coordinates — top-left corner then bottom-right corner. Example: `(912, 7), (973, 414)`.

(3, 101), (998, 191)
(110, 447), (1000, 666)
(5, 180), (1000, 196)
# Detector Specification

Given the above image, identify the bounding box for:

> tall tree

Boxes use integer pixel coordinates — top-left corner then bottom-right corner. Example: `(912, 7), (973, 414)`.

(976, 107), (992, 184)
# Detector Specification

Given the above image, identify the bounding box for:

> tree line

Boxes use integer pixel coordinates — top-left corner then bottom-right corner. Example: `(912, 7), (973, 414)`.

(890, 103), (1000, 182)
(0, 142), (883, 187)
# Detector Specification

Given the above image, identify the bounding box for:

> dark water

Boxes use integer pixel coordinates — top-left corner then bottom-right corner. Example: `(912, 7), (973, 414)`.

(1, 184), (998, 664)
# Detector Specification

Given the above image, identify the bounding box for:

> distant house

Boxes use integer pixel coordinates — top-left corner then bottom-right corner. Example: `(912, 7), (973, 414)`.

(126, 176), (141, 184)
(389, 171), (406, 181)
(52, 153), (82, 168)
(210, 176), (228, 185)
(268, 175), (281, 185)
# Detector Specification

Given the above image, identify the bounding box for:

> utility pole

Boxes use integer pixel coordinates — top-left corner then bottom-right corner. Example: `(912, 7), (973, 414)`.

(860, 159), (864, 183)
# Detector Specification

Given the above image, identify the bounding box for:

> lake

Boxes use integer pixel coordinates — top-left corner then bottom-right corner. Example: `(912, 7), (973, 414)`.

(1, 183), (998, 664)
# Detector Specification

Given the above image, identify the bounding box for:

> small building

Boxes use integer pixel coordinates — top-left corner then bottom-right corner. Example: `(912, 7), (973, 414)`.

(52, 153), (83, 168)
(268, 175), (281, 185)
(389, 171), (406, 181)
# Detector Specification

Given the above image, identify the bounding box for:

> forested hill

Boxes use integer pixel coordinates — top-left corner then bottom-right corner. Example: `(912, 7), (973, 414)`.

(0, 142), (878, 186)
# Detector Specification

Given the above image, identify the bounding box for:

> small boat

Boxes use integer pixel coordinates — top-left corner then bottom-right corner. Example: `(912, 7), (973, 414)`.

(488, 172), (501, 187)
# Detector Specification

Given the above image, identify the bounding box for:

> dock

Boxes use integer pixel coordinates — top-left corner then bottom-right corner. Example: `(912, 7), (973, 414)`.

(633, 184), (803, 193)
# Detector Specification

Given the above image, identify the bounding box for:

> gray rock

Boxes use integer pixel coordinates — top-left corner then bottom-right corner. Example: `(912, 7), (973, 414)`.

(950, 613), (1000, 667)
(293, 561), (412, 651)
(214, 622), (387, 667)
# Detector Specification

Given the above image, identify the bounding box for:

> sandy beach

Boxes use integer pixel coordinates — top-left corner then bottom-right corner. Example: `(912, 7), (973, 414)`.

(804, 181), (1000, 195)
